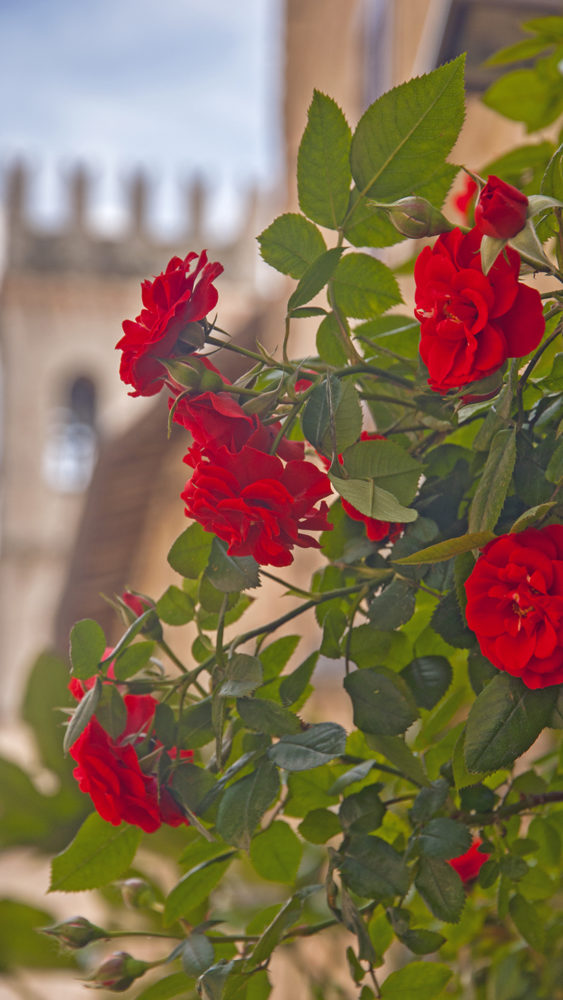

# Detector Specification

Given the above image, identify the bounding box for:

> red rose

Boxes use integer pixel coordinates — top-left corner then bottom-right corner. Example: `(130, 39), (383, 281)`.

(69, 692), (191, 832)
(448, 839), (490, 883)
(414, 227), (544, 393)
(454, 176), (477, 224)
(181, 445), (332, 567)
(464, 525), (563, 689)
(475, 175), (528, 240)
(116, 251), (223, 397)
(173, 391), (305, 467)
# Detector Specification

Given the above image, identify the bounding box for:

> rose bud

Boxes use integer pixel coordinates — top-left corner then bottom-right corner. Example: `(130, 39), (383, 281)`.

(121, 590), (163, 642)
(475, 175), (528, 240)
(41, 915), (106, 949)
(88, 951), (151, 992)
(387, 196), (452, 238)
(119, 877), (157, 910)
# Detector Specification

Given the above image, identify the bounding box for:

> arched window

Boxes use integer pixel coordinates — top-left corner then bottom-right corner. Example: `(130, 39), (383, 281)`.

(42, 375), (98, 493)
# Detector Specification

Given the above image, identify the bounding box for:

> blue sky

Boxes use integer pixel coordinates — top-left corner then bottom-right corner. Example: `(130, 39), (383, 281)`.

(0, 0), (283, 237)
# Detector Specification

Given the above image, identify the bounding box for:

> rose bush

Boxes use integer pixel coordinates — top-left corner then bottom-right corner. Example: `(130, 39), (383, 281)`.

(116, 250), (223, 397)
(465, 526), (563, 689)
(414, 227), (544, 392)
(474, 174), (528, 239)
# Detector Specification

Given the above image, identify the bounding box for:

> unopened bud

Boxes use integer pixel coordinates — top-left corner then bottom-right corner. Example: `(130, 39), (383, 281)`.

(119, 878), (157, 910)
(369, 196), (452, 238)
(121, 591), (163, 642)
(88, 951), (151, 992)
(41, 916), (106, 949)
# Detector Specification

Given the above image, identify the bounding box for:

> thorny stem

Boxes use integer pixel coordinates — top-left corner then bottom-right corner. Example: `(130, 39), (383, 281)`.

(454, 789), (563, 827)
(229, 582), (372, 653)
(158, 637), (188, 675)
(517, 320), (563, 400)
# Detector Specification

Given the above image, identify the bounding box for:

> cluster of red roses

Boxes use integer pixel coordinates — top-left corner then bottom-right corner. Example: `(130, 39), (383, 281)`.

(69, 658), (192, 834)
(116, 250), (405, 565)
(415, 176), (544, 394)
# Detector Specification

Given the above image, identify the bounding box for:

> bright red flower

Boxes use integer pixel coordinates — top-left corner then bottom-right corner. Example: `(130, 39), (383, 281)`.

(448, 839), (490, 883)
(414, 227), (544, 393)
(172, 390), (305, 467)
(181, 445), (332, 567)
(116, 251), (223, 397)
(475, 175), (528, 240)
(465, 525), (563, 689)
(69, 691), (191, 832)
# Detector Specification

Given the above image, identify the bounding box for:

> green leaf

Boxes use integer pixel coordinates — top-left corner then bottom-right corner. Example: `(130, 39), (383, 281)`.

(95, 685), (127, 740)
(331, 253), (402, 319)
(511, 501), (557, 532)
(63, 677), (102, 754)
(302, 374), (362, 455)
(156, 585), (194, 625)
(279, 652), (318, 707)
(393, 530), (495, 565)
(181, 934), (215, 977)
(509, 893), (545, 951)
(220, 655), (263, 698)
(344, 667), (418, 736)
(260, 635), (301, 682)
(483, 62), (563, 132)
(178, 699), (214, 749)
(368, 578), (416, 630)
(546, 438), (563, 483)
(367, 735), (429, 787)
(401, 657), (452, 711)
(339, 785), (385, 834)
(267, 722), (347, 771)
(415, 856), (465, 923)
(215, 761), (280, 849)
(287, 247), (344, 313)
(50, 813), (141, 892)
(340, 835), (409, 899)
(249, 821), (303, 883)
(237, 697), (301, 735)
(410, 780), (449, 824)
(398, 929), (446, 956)
(350, 57), (465, 201)
(342, 437), (422, 505)
(249, 889), (315, 966)
(418, 818), (472, 860)
(69, 619), (106, 680)
(258, 212), (326, 278)
(297, 91), (352, 228)
(298, 808), (341, 844)
(164, 855), (234, 925)
(464, 674), (557, 773)
(380, 962), (452, 1000)
(113, 641), (155, 681)
(468, 428), (516, 533)
(21, 652), (75, 777)
(316, 312), (350, 366)
(171, 762), (217, 815)
(331, 475), (417, 523)
(197, 961), (238, 1000)
(206, 538), (260, 593)
(168, 521), (213, 578)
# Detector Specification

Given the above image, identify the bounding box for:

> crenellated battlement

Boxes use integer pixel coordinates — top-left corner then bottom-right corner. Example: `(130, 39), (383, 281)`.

(2, 159), (263, 281)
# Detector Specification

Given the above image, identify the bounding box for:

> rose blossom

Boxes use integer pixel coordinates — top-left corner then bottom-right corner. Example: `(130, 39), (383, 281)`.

(116, 250), (223, 397)
(181, 444), (332, 567)
(475, 175), (528, 240)
(448, 839), (490, 883)
(69, 691), (192, 832)
(414, 227), (544, 393)
(464, 525), (563, 689)
(172, 390), (305, 467)
(454, 175), (477, 224)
